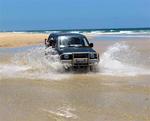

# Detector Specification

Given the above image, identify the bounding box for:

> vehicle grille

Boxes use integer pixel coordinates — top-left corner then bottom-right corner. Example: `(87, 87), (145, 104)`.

(74, 63), (88, 66)
(74, 53), (89, 58)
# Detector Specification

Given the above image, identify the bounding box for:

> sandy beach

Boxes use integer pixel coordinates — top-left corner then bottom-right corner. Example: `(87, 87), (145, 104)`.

(0, 32), (150, 121)
(0, 32), (48, 48)
(1, 32), (150, 50)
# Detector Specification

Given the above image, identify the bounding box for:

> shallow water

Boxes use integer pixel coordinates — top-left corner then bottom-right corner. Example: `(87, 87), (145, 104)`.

(0, 36), (150, 121)
(0, 40), (150, 79)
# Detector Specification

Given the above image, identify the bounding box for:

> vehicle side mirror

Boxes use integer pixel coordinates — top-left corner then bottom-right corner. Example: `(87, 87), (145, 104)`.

(89, 43), (93, 48)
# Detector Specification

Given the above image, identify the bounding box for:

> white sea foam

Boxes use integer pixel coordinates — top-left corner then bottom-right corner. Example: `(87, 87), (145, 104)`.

(99, 42), (150, 76)
(119, 31), (134, 34)
(70, 31), (81, 34)
(83, 30), (150, 38)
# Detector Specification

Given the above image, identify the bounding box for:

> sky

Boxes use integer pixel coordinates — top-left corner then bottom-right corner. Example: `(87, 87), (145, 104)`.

(0, 0), (150, 31)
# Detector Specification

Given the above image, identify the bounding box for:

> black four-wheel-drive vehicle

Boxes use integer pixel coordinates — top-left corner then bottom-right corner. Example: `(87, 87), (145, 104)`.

(45, 33), (100, 71)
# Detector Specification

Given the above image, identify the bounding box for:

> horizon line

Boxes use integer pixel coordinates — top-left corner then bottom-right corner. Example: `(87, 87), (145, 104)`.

(1, 27), (150, 32)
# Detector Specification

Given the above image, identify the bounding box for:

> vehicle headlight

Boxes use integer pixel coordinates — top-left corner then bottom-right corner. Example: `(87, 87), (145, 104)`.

(61, 54), (72, 60)
(90, 53), (95, 59)
(64, 54), (69, 59)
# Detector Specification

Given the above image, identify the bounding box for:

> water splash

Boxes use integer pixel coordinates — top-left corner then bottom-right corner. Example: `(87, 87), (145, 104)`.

(13, 47), (63, 71)
(99, 42), (150, 76)
(0, 43), (150, 79)
(0, 46), (69, 80)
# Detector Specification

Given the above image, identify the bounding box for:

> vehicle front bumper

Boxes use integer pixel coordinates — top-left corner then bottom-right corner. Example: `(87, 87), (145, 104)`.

(61, 58), (99, 67)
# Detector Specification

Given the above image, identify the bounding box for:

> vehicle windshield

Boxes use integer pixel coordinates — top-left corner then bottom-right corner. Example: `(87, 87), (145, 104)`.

(58, 36), (89, 48)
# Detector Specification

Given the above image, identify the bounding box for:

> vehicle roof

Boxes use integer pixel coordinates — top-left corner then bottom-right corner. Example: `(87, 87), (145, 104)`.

(49, 32), (86, 38)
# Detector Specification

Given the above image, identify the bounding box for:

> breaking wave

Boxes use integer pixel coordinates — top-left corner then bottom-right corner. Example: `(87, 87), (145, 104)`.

(99, 42), (150, 76)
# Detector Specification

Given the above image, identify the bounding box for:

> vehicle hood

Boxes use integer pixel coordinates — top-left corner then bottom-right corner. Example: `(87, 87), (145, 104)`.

(59, 47), (96, 54)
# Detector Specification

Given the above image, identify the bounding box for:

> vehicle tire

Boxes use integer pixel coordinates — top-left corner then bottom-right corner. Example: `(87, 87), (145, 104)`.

(64, 66), (73, 72)
(90, 65), (97, 72)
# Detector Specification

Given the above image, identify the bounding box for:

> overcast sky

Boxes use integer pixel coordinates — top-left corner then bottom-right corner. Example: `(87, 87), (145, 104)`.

(0, 0), (150, 30)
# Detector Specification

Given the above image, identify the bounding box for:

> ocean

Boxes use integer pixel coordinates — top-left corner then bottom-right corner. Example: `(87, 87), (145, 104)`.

(3, 27), (150, 41)
(1, 27), (150, 34)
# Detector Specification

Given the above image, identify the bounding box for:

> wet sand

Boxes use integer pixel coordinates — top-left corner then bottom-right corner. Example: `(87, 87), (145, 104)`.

(0, 76), (150, 121)
(0, 32), (150, 121)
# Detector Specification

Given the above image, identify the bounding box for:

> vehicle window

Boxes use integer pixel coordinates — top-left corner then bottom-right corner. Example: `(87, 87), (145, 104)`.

(58, 36), (89, 48)
(83, 37), (89, 46)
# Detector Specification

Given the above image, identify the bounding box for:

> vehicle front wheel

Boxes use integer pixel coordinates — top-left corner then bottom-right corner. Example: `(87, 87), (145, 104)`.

(90, 65), (98, 72)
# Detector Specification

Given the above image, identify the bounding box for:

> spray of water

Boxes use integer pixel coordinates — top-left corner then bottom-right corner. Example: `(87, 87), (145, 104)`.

(0, 43), (150, 80)
(13, 47), (63, 72)
(99, 42), (150, 76)
(0, 46), (69, 80)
